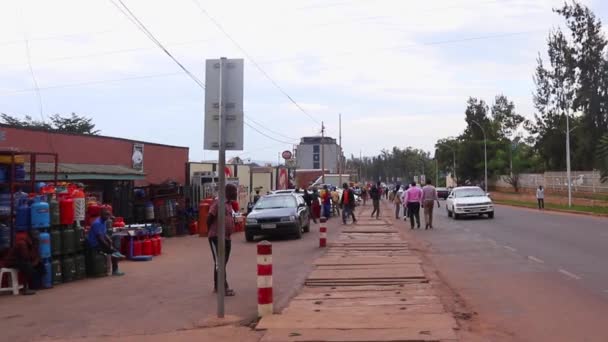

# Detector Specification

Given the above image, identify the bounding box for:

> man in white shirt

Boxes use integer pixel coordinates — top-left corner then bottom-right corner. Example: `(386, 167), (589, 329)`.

(536, 185), (545, 210)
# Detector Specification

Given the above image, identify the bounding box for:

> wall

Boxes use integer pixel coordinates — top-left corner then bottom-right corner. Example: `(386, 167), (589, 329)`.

(494, 170), (608, 194)
(0, 126), (188, 186)
(252, 171), (273, 195)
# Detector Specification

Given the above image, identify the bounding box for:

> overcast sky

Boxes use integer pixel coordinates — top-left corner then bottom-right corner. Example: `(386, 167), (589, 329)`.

(1, 0), (606, 163)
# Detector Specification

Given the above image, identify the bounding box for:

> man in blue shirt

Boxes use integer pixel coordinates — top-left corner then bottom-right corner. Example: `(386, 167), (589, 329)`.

(87, 208), (125, 276)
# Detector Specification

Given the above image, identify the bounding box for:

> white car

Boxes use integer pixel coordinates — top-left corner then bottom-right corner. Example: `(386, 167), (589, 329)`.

(446, 186), (494, 219)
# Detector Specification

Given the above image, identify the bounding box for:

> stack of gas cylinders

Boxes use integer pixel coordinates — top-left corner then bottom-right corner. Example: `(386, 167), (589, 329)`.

(11, 183), (108, 289)
(118, 224), (162, 259)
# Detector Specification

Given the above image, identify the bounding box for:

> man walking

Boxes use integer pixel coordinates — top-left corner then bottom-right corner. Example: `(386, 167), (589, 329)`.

(393, 185), (402, 219)
(370, 182), (381, 219)
(405, 181), (422, 229)
(340, 183), (357, 224)
(536, 185), (545, 210)
(421, 179), (441, 229)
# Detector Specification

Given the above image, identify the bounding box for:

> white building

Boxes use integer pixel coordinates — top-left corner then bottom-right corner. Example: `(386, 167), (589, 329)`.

(295, 136), (343, 173)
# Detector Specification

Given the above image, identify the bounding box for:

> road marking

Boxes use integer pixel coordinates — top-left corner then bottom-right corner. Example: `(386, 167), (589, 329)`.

(504, 245), (517, 252)
(527, 256), (544, 264)
(559, 269), (581, 280)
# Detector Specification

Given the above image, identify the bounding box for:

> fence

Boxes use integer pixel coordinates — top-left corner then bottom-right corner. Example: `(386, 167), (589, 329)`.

(494, 171), (608, 194)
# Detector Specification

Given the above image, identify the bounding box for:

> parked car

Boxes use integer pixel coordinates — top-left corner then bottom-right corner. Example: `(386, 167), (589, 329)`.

(436, 187), (450, 200)
(446, 186), (494, 219)
(245, 194), (310, 241)
(271, 189), (296, 195)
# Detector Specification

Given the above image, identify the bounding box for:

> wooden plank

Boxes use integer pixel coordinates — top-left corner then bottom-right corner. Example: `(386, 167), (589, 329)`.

(295, 290), (436, 300)
(260, 328), (457, 342)
(256, 312), (457, 330)
(289, 296), (441, 307)
(315, 256), (420, 265)
(300, 284), (433, 293)
(308, 267), (424, 280)
(284, 304), (447, 315)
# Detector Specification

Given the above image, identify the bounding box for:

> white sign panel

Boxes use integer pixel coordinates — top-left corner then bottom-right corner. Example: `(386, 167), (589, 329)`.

(204, 58), (244, 150)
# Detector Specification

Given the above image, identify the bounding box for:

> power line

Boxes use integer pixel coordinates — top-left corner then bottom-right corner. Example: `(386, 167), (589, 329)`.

(245, 115), (299, 142)
(109, 0), (206, 89)
(190, 0), (321, 125)
(244, 120), (296, 145)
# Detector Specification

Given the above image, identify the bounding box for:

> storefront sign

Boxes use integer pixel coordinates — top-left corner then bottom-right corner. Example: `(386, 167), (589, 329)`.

(132, 143), (144, 171)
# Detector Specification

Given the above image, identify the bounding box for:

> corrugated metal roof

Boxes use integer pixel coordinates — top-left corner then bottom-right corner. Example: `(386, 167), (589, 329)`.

(23, 162), (145, 180)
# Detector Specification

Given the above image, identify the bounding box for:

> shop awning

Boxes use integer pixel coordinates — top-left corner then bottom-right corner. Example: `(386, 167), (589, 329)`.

(25, 162), (146, 181)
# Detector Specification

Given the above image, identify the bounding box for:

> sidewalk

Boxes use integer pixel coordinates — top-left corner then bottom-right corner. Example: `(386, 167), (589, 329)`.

(256, 204), (459, 341)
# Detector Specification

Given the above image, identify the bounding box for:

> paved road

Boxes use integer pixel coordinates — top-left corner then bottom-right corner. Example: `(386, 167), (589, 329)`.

(0, 218), (345, 342)
(400, 202), (608, 341)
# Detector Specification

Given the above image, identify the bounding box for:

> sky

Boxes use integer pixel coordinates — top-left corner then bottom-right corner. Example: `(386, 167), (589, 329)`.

(1, 0), (606, 164)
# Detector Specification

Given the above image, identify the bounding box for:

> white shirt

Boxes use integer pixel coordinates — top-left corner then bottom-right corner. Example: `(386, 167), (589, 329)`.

(536, 188), (544, 199)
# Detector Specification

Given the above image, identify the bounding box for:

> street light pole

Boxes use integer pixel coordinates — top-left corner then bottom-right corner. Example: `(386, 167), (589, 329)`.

(566, 114), (572, 207)
(471, 120), (488, 192)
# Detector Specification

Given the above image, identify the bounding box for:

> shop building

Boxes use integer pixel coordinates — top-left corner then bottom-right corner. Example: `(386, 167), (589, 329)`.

(294, 136), (344, 173)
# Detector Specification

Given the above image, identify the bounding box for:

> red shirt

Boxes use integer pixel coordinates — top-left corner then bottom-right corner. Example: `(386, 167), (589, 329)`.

(343, 190), (350, 205)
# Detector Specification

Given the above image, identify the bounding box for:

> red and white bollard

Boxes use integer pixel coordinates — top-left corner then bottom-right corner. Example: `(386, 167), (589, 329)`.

(319, 217), (327, 248)
(257, 240), (273, 317)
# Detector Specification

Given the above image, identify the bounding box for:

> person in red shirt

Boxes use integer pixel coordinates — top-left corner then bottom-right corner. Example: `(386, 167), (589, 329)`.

(206, 184), (238, 296)
(3, 230), (42, 295)
(340, 183), (357, 224)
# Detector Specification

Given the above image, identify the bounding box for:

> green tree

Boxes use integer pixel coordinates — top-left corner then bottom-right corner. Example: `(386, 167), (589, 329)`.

(0, 112), (100, 135)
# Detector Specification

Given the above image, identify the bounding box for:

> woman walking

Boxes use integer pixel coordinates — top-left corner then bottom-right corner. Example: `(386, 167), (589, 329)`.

(536, 185), (545, 210)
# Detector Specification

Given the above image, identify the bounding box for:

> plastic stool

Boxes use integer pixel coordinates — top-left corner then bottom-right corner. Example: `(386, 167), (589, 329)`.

(0, 268), (24, 295)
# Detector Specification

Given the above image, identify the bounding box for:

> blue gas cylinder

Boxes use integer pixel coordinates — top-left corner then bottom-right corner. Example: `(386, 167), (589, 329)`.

(16, 198), (31, 231)
(42, 259), (52, 288)
(31, 196), (50, 229)
(14, 164), (26, 182)
(0, 224), (10, 250)
(39, 231), (51, 259)
(35, 182), (47, 193)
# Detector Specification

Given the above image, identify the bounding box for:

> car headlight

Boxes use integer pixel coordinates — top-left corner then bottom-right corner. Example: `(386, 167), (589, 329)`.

(281, 215), (296, 222)
(246, 218), (257, 224)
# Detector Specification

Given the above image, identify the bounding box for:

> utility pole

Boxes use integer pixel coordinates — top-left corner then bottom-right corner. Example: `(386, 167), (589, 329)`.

(321, 121), (325, 184)
(338, 114), (342, 188)
(435, 158), (438, 186)
(471, 120), (488, 193)
(566, 113), (572, 207)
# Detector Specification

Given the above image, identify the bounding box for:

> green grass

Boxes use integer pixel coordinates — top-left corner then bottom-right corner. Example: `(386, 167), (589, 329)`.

(495, 199), (608, 215)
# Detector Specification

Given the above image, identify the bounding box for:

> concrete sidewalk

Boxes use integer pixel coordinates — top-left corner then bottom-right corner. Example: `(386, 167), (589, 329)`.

(256, 203), (459, 341)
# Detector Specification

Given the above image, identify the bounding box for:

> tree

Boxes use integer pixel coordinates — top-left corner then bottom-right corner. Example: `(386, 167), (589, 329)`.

(0, 112), (100, 135)
(491, 94), (524, 140)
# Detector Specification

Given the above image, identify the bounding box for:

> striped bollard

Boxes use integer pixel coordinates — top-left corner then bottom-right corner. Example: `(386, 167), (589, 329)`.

(319, 217), (327, 248)
(257, 240), (273, 317)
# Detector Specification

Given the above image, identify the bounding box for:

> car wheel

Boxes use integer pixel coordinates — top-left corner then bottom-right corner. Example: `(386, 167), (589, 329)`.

(245, 231), (255, 242)
(488, 212), (494, 219)
(294, 223), (303, 239)
(303, 217), (311, 233)
(453, 207), (460, 220)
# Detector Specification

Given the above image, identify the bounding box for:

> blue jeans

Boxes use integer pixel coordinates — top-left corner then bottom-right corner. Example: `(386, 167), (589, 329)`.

(342, 205), (356, 223)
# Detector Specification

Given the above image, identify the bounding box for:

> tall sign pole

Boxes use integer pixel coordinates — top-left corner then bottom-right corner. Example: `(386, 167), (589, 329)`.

(338, 114), (342, 187)
(321, 121), (325, 184)
(216, 57), (227, 317)
(204, 57), (244, 318)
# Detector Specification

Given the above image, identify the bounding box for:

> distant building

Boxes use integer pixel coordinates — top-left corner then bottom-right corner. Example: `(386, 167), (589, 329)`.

(295, 136), (343, 173)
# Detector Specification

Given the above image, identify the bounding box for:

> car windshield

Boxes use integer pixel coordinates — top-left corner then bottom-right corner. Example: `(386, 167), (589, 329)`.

(254, 196), (296, 209)
(454, 188), (486, 198)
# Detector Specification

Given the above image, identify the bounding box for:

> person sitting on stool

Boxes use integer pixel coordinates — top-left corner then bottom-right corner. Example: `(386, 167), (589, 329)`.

(87, 208), (125, 276)
(4, 230), (43, 295)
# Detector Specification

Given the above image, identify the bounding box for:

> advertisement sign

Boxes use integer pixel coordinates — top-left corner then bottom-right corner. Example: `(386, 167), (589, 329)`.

(277, 168), (289, 190)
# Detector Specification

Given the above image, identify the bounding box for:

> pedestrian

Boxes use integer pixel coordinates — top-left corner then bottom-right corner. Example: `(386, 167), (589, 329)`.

(340, 183), (357, 224)
(361, 187), (368, 206)
(401, 184), (409, 221)
(321, 185), (332, 219)
(393, 185), (402, 219)
(206, 183), (238, 296)
(87, 208), (126, 276)
(302, 188), (316, 224)
(331, 187), (341, 217)
(3, 229), (43, 295)
(421, 179), (441, 229)
(405, 181), (422, 229)
(536, 185), (545, 210)
(311, 188), (321, 222)
(253, 190), (261, 204)
(370, 182), (381, 219)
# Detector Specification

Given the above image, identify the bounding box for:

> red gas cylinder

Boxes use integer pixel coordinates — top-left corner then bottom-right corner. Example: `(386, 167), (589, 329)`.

(142, 237), (152, 256)
(112, 217), (125, 228)
(198, 201), (211, 237)
(151, 237), (159, 256)
(133, 238), (142, 256)
(189, 220), (198, 235)
(155, 235), (162, 255)
(59, 196), (75, 225)
(87, 203), (101, 218)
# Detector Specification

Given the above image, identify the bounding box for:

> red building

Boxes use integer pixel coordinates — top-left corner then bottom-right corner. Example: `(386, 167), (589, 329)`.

(0, 125), (188, 186)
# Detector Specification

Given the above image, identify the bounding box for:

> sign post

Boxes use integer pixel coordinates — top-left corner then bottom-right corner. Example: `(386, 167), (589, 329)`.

(204, 57), (244, 318)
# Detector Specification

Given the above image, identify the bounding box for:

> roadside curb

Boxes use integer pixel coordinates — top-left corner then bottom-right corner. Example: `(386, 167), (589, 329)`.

(494, 201), (608, 218)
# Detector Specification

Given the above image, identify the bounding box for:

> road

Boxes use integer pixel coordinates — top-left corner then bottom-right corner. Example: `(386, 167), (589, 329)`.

(0, 219), (343, 342)
(401, 202), (608, 341)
